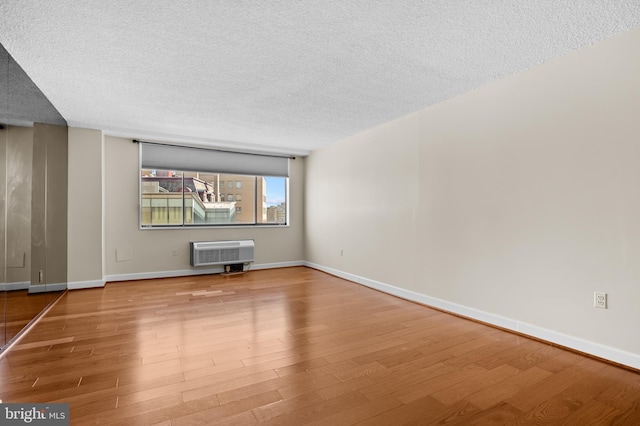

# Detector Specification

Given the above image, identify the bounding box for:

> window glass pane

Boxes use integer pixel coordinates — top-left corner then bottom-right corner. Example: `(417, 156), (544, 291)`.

(141, 197), (151, 225)
(168, 198), (183, 224)
(151, 198), (168, 224)
(141, 169), (185, 226)
(213, 173), (254, 224)
(260, 176), (287, 224)
(141, 168), (288, 227)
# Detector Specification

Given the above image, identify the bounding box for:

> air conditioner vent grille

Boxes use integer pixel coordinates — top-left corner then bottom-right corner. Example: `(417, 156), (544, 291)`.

(190, 240), (254, 267)
(196, 248), (240, 265)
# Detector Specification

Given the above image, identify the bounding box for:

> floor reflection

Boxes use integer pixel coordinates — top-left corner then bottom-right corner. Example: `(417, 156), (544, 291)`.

(5, 289), (64, 343)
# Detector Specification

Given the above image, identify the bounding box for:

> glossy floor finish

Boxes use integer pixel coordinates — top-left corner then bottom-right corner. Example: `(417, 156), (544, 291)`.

(4, 289), (64, 344)
(1, 267), (639, 425)
(4, 290), (49, 342)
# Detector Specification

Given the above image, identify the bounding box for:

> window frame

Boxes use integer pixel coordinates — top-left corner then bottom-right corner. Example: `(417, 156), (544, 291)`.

(139, 165), (289, 229)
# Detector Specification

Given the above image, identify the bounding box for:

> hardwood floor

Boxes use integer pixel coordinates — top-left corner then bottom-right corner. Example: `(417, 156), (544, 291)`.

(4, 289), (64, 343)
(1, 266), (639, 425)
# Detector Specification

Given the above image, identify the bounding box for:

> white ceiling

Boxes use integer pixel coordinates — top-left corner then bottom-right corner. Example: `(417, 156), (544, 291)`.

(1, 1), (639, 156)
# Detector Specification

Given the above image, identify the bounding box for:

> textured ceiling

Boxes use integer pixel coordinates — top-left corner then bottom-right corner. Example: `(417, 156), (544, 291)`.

(0, 44), (67, 127)
(1, 1), (639, 155)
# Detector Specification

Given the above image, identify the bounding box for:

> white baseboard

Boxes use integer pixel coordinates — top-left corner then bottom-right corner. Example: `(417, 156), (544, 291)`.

(304, 261), (640, 371)
(248, 261), (305, 270)
(28, 282), (67, 293)
(67, 279), (106, 290)
(103, 261), (305, 283)
(105, 267), (222, 282)
(0, 281), (30, 291)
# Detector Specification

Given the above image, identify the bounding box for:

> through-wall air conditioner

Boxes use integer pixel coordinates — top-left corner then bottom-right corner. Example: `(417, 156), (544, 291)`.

(190, 240), (255, 267)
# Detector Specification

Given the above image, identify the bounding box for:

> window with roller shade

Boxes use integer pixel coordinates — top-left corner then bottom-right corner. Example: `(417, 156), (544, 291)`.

(139, 142), (289, 227)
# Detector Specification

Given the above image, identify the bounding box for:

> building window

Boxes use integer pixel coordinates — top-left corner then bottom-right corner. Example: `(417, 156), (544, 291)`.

(140, 170), (288, 227)
(236, 181), (242, 189)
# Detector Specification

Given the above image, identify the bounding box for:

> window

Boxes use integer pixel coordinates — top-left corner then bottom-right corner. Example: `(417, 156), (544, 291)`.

(139, 142), (289, 227)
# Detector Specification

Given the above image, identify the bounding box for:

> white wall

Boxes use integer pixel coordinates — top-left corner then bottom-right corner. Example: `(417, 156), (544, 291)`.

(103, 135), (305, 280)
(305, 111), (422, 289)
(305, 27), (640, 367)
(68, 127), (104, 287)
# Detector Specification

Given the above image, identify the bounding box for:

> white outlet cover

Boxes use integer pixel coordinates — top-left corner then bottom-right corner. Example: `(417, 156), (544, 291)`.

(594, 292), (607, 309)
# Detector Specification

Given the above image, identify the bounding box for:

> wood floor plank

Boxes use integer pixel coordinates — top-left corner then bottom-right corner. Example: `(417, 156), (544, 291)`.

(512, 394), (583, 424)
(394, 363), (488, 404)
(430, 363), (521, 405)
(466, 366), (553, 410)
(251, 389), (325, 423)
(304, 395), (403, 426)
(559, 399), (621, 426)
(181, 370), (279, 403)
(445, 402), (523, 426)
(258, 390), (369, 426)
(595, 375), (640, 411)
(505, 359), (601, 413)
(359, 361), (459, 402)
(276, 373), (340, 400)
(354, 395), (445, 426)
(1, 266), (639, 425)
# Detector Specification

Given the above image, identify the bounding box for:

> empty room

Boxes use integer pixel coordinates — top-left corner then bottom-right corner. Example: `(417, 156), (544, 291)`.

(1, 1), (640, 424)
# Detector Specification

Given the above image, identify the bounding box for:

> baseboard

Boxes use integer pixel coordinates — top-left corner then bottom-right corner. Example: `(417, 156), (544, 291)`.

(0, 281), (30, 291)
(247, 261), (305, 270)
(67, 279), (106, 290)
(104, 261), (305, 283)
(28, 282), (67, 293)
(303, 261), (640, 371)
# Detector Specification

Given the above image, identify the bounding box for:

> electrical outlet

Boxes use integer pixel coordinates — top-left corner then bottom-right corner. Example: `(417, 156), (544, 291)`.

(340, 248), (344, 256)
(594, 291), (607, 309)
(172, 248), (178, 256)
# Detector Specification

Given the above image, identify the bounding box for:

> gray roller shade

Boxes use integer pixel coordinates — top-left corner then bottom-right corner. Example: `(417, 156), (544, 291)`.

(140, 142), (290, 177)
